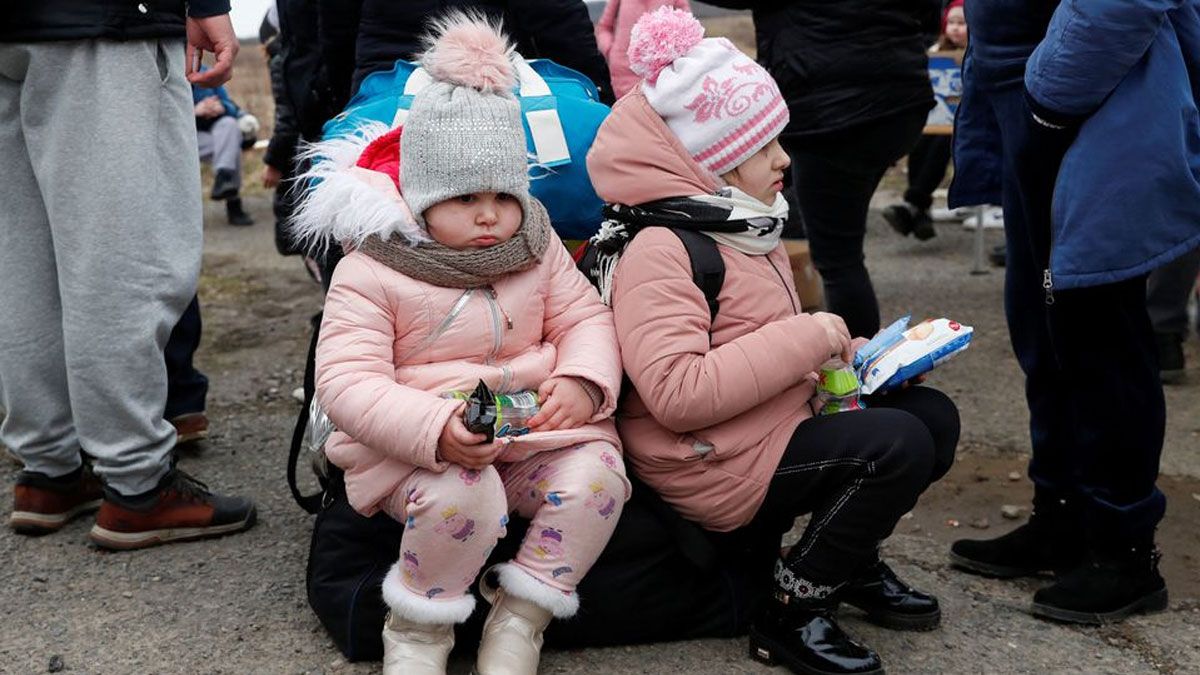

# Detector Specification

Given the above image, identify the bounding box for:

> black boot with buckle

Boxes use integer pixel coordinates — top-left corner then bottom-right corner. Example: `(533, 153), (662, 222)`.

(840, 560), (940, 631)
(748, 560), (884, 675)
(1032, 535), (1168, 625)
(950, 490), (1085, 578)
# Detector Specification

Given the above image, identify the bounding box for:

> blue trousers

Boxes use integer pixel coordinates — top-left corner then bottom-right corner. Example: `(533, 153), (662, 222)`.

(165, 296), (208, 420)
(991, 86), (1166, 545)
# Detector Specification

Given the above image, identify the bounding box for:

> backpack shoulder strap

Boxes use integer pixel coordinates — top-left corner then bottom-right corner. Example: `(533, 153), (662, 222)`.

(667, 228), (725, 325)
(288, 313), (328, 514)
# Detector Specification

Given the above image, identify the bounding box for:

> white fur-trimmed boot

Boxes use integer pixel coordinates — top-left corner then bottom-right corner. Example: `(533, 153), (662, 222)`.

(380, 561), (476, 675)
(473, 564), (578, 675)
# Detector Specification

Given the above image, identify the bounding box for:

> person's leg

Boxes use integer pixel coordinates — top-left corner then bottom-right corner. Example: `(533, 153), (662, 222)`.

(164, 296), (209, 424)
(209, 115), (243, 183)
(951, 86), (1087, 576)
(18, 40), (199, 496)
(748, 406), (941, 673)
(500, 442), (628, 604)
(196, 128), (215, 165)
(782, 108), (928, 338)
(861, 385), (960, 487)
(1146, 247), (1200, 382)
(379, 465), (509, 675)
(0, 45), (81, 480)
(0, 44), (106, 534)
(480, 442), (628, 672)
(11, 39), (255, 549)
(1027, 274), (1169, 622)
(904, 135), (953, 212)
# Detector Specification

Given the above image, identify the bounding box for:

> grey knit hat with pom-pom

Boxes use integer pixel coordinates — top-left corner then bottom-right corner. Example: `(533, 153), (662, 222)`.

(400, 13), (530, 226)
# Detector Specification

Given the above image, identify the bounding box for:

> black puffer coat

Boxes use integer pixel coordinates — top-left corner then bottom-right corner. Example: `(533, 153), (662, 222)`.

(317, 0), (616, 111)
(704, 0), (933, 137)
(1, 0), (229, 42)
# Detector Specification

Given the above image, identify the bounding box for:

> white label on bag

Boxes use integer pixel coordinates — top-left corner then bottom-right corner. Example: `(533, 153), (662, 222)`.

(526, 109), (570, 165)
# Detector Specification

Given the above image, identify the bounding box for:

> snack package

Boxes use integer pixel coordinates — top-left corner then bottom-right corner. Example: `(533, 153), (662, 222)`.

(854, 316), (973, 395)
(444, 380), (541, 440)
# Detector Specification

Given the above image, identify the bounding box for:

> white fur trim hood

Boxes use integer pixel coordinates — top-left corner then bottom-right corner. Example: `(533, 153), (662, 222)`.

(288, 121), (427, 254)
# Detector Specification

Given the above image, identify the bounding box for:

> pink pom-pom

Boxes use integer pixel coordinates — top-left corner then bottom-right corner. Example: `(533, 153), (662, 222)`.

(421, 11), (516, 94)
(627, 7), (705, 83)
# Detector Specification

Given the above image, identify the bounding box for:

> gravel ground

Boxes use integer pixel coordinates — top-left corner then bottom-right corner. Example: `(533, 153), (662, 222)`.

(1, 189), (1198, 675)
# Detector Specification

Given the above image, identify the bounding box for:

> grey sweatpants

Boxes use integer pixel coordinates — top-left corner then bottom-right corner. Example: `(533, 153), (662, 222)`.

(0, 39), (202, 495)
(197, 114), (243, 182)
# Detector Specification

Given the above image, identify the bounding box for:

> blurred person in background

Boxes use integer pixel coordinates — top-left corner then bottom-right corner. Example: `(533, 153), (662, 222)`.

(703, 0), (935, 338)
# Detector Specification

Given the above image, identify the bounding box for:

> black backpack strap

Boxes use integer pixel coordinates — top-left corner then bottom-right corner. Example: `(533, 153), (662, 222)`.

(288, 312), (328, 514)
(668, 228), (724, 326)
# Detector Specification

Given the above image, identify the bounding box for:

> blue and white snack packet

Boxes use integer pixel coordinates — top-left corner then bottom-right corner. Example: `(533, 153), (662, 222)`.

(854, 316), (973, 395)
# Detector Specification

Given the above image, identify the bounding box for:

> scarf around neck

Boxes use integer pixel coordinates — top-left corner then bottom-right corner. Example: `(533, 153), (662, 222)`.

(357, 198), (553, 288)
(585, 186), (788, 304)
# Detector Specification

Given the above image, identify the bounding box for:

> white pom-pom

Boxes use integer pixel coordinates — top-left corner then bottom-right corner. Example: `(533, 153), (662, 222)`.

(420, 11), (516, 94)
(627, 7), (705, 83)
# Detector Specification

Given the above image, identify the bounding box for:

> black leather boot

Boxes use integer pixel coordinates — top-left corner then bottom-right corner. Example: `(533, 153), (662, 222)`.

(226, 197), (254, 226)
(211, 168), (239, 200)
(1032, 543), (1168, 624)
(950, 492), (1084, 578)
(749, 563), (884, 675)
(840, 561), (940, 631)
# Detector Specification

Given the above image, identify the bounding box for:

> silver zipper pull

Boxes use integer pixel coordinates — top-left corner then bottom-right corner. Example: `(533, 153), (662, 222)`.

(1042, 269), (1055, 305)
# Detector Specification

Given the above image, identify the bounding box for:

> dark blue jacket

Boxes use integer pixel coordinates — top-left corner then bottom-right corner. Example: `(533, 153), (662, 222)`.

(951, 0), (1200, 290)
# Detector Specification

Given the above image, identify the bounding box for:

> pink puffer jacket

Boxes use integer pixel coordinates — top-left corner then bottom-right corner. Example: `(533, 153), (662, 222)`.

(315, 222), (623, 517)
(586, 88), (835, 532)
(595, 0), (692, 98)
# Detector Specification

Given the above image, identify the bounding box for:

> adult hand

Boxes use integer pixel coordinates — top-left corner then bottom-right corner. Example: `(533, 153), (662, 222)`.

(194, 96), (223, 118)
(529, 377), (595, 431)
(436, 414), (501, 469)
(812, 312), (852, 363)
(262, 164), (283, 189)
(186, 14), (238, 87)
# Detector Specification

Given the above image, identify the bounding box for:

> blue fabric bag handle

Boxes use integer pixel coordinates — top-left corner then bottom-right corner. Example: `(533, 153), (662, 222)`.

(323, 58), (610, 240)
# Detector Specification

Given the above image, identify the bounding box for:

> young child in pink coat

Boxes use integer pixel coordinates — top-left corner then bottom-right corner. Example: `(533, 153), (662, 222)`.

(595, 0), (691, 98)
(583, 9), (960, 675)
(291, 14), (628, 675)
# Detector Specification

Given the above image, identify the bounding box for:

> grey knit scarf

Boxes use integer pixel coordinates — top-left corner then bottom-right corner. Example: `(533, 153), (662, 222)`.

(358, 199), (552, 288)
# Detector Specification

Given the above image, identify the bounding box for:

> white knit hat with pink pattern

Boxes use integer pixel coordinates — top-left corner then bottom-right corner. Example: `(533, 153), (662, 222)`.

(627, 7), (789, 176)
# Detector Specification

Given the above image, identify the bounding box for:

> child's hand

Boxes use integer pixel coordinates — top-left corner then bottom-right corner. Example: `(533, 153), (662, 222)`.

(529, 377), (596, 431)
(812, 312), (853, 363)
(437, 414), (501, 469)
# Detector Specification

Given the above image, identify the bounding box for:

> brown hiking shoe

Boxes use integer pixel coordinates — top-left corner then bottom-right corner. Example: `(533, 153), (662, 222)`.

(169, 412), (209, 445)
(10, 466), (104, 534)
(89, 469), (256, 550)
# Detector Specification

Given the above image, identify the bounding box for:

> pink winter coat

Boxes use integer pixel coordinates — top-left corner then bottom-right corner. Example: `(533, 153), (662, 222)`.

(595, 0), (692, 99)
(586, 89), (835, 532)
(316, 231), (624, 517)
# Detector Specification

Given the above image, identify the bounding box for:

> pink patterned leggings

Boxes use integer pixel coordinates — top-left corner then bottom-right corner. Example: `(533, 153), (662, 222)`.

(382, 441), (627, 604)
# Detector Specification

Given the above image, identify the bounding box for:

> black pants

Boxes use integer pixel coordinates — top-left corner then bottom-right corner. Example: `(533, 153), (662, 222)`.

(903, 135), (953, 212)
(164, 295), (208, 420)
(1146, 246), (1200, 337)
(781, 107), (929, 337)
(992, 86), (1166, 544)
(736, 387), (959, 584)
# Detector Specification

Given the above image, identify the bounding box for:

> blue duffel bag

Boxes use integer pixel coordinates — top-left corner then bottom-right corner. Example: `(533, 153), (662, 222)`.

(322, 57), (611, 241)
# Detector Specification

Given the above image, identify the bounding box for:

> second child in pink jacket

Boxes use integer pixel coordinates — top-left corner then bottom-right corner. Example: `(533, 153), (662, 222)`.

(595, 0), (691, 98)
(292, 15), (628, 675)
(584, 9), (960, 675)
